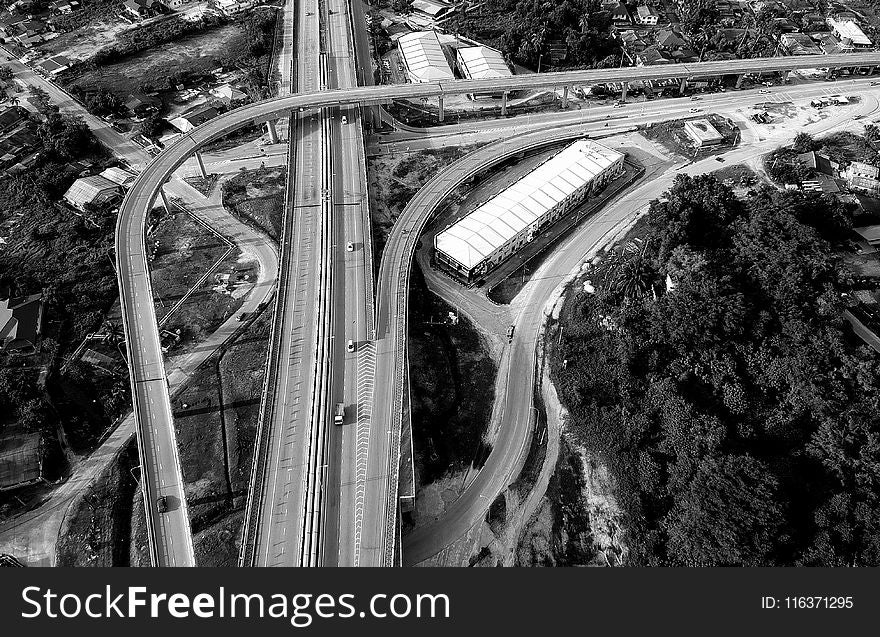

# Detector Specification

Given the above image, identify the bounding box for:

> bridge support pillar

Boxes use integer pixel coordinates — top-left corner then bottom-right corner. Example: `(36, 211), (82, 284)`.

(561, 85), (569, 109)
(735, 74), (745, 89)
(621, 82), (628, 102)
(438, 96), (444, 122)
(781, 70), (790, 83)
(265, 119), (278, 144)
(194, 151), (207, 179)
(825, 67), (835, 80)
(501, 91), (508, 116)
(159, 187), (171, 213)
(679, 78), (687, 95)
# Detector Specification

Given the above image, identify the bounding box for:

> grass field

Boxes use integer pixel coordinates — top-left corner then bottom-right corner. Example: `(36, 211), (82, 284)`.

(171, 306), (271, 565)
(221, 167), (286, 243)
(150, 209), (255, 352)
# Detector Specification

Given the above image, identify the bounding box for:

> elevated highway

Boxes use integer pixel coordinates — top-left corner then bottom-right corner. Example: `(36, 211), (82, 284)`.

(115, 51), (880, 566)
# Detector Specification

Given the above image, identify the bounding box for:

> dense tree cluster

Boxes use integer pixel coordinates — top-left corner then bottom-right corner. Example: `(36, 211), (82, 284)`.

(449, 0), (616, 69)
(0, 116), (123, 449)
(554, 175), (880, 565)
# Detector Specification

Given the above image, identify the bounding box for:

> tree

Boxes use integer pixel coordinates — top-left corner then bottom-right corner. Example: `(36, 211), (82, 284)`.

(663, 454), (785, 566)
(793, 131), (817, 153)
(85, 90), (122, 116)
(140, 114), (165, 140)
(864, 124), (880, 144)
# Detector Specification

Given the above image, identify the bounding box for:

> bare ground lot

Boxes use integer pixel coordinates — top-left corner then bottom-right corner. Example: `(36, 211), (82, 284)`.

(150, 209), (256, 352)
(367, 146), (476, 262)
(64, 24), (246, 99)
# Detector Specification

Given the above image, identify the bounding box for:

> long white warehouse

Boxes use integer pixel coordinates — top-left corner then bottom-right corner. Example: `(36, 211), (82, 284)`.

(398, 30), (454, 83)
(435, 139), (625, 281)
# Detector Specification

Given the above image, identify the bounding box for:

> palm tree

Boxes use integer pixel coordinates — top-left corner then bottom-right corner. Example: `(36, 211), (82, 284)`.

(103, 319), (127, 364)
(601, 239), (656, 302)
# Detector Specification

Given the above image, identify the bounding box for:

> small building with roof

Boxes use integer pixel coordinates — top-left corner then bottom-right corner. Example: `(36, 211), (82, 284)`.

(169, 105), (219, 133)
(435, 140), (625, 281)
(63, 175), (121, 211)
(0, 431), (43, 491)
(827, 18), (872, 48)
(0, 292), (43, 354)
(683, 119), (724, 147)
(397, 30), (454, 83)
(99, 166), (137, 188)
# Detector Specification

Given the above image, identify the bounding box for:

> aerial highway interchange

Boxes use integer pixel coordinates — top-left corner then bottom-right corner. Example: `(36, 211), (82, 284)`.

(108, 2), (880, 567)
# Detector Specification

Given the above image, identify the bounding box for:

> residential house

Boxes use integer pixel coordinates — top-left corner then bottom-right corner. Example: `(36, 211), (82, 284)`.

(635, 45), (671, 66)
(635, 5), (660, 26)
(843, 162), (880, 196)
(211, 83), (247, 105)
(814, 32), (852, 55)
(36, 54), (72, 76)
(409, 0), (451, 23)
(99, 166), (137, 188)
(0, 431), (44, 491)
(123, 0), (158, 18)
(49, 0), (79, 13)
(656, 28), (687, 51)
(124, 92), (161, 116)
(0, 292), (43, 354)
(63, 175), (122, 211)
(0, 106), (25, 135)
(215, 0), (254, 16)
(169, 104), (219, 133)
(610, 1), (631, 24)
(780, 32), (821, 56)
(827, 18), (872, 48)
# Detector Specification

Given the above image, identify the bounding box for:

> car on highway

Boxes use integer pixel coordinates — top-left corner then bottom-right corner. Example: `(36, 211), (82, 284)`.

(341, 115), (347, 125)
(506, 325), (515, 342)
(758, 89), (771, 94)
(715, 156), (725, 162)
(346, 241), (354, 251)
(347, 339), (355, 353)
(334, 403), (345, 425)
(690, 96), (701, 101)
(157, 496), (168, 514)
(872, 81), (880, 86)
(689, 107), (701, 113)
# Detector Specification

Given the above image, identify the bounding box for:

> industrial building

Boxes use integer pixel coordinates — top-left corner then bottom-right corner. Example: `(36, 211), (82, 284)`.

(397, 30), (454, 83)
(456, 46), (511, 80)
(456, 46), (512, 98)
(435, 140), (625, 281)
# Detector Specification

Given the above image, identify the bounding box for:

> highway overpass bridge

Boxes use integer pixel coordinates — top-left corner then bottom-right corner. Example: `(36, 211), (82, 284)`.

(115, 51), (880, 566)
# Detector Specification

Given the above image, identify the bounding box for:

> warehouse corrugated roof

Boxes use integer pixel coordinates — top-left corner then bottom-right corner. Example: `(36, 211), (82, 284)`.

(436, 140), (625, 270)
(456, 46), (511, 80)
(63, 175), (119, 207)
(398, 30), (454, 82)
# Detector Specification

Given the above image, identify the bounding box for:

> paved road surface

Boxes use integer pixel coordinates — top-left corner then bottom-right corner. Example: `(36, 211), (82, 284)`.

(246, 0), (328, 567)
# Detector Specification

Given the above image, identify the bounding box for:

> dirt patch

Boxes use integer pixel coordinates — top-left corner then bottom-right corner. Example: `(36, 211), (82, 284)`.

(221, 166), (286, 243)
(55, 441), (140, 566)
(367, 146), (474, 261)
(150, 209), (255, 352)
(64, 24), (246, 99)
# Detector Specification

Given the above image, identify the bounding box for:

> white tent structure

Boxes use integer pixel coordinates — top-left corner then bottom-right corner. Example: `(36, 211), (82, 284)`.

(435, 140), (626, 280)
(397, 30), (454, 83)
